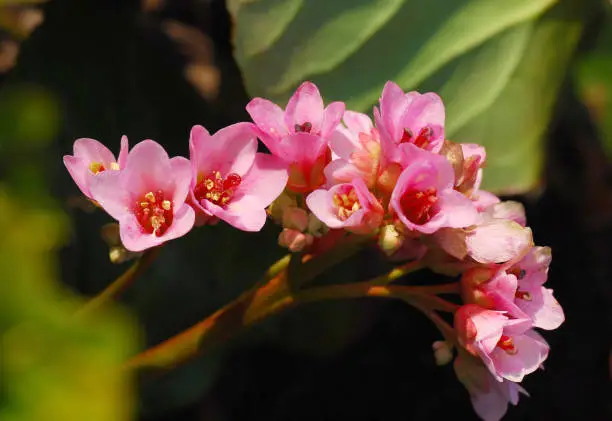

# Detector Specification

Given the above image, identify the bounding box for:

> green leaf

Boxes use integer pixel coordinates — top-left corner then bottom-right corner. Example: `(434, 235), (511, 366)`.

(230, 0), (594, 194)
(452, 2), (584, 192)
(230, 0), (557, 108)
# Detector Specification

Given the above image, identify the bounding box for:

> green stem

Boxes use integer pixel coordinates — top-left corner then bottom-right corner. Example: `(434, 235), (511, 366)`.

(76, 247), (160, 317)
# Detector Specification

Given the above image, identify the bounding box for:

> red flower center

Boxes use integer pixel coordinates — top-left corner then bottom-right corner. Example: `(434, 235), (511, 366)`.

(332, 187), (361, 221)
(496, 335), (517, 355)
(134, 190), (173, 236)
(399, 187), (438, 225)
(294, 122), (313, 133)
(194, 170), (242, 208)
(400, 127), (434, 149)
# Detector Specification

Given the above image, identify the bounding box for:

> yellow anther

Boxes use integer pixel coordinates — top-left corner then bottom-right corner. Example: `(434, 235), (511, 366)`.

(110, 162), (120, 170)
(88, 162), (104, 174)
(162, 200), (171, 211)
(140, 202), (149, 208)
(144, 192), (156, 202)
(205, 179), (215, 190)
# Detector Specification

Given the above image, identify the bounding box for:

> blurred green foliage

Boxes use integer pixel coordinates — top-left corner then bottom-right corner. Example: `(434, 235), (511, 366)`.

(0, 82), (136, 420)
(229, 0), (596, 193)
(574, 8), (612, 158)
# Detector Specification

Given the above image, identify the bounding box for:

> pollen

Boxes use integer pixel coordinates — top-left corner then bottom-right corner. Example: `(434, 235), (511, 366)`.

(194, 170), (242, 208)
(515, 290), (532, 301)
(333, 187), (361, 221)
(110, 162), (120, 170)
(497, 335), (518, 355)
(134, 190), (173, 236)
(88, 161), (106, 174)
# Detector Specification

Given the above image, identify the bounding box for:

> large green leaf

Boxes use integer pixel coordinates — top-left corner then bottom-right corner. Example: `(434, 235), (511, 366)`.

(229, 0), (590, 194)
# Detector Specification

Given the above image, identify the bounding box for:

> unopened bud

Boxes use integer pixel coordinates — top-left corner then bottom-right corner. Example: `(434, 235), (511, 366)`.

(267, 191), (298, 222)
(307, 212), (327, 237)
(282, 207), (309, 232)
(278, 228), (313, 252)
(378, 224), (403, 256)
(432, 340), (453, 366)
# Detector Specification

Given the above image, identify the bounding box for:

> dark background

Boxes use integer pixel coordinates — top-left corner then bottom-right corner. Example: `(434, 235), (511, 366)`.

(2, 0), (611, 420)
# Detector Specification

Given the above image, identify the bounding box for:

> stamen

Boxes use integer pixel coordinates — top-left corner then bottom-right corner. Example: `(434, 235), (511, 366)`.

(497, 335), (517, 355)
(294, 122), (313, 133)
(194, 170), (242, 208)
(399, 187), (438, 225)
(333, 188), (360, 221)
(88, 162), (106, 174)
(134, 190), (173, 236)
(515, 290), (532, 301)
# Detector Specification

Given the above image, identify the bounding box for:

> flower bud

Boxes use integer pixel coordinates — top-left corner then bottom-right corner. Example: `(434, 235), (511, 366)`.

(432, 340), (453, 366)
(378, 224), (403, 256)
(267, 191), (298, 222)
(307, 212), (327, 237)
(278, 228), (313, 252)
(282, 207), (309, 232)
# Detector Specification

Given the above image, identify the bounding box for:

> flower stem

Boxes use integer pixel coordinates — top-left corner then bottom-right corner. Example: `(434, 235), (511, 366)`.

(76, 247), (161, 317)
(124, 260), (459, 372)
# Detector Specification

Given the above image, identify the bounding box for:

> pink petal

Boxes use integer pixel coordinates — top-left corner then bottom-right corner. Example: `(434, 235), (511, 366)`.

(123, 139), (174, 198)
(320, 101), (345, 137)
(518, 287), (564, 330)
(472, 190), (501, 211)
(343, 110), (373, 135)
(329, 126), (360, 161)
(466, 220), (533, 264)
(72, 138), (116, 165)
(245, 97), (288, 140)
(460, 143), (486, 162)
(437, 189), (480, 229)
(306, 189), (343, 228)
(284, 81), (324, 133)
(278, 132), (328, 165)
(170, 156), (193, 205)
(63, 155), (92, 197)
(118, 205), (195, 252)
(119, 214), (164, 252)
(491, 330), (549, 382)
(484, 201), (527, 227)
(323, 159), (362, 187)
(401, 92), (445, 142)
(118, 135), (129, 168)
(89, 170), (131, 220)
(237, 153), (288, 208)
(190, 123), (258, 177)
(380, 81), (413, 141)
(215, 196), (268, 232)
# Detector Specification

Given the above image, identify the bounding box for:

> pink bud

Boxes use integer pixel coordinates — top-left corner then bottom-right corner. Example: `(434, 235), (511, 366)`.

(282, 207), (309, 232)
(278, 228), (313, 252)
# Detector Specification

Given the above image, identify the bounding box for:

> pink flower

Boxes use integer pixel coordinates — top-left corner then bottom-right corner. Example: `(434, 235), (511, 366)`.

(189, 123), (288, 232)
(482, 201), (527, 227)
(325, 111), (381, 188)
(390, 151), (479, 234)
(306, 177), (383, 235)
(63, 136), (129, 199)
(374, 81), (445, 155)
(505, 247), (564, 330)
(89, 139), (195, 252)
(465, 220), (533, 264)
(455, 304), (549, 383)
(454, 355), (527, 421)
(246, 81), (345, 193)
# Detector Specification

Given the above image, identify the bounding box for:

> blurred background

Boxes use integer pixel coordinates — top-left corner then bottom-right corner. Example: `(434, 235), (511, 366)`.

(0, 0), (611, 420)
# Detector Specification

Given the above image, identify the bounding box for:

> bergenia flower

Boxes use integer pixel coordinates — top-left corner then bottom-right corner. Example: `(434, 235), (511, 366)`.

(325, 111), (381, 188)
(89, 139), (195, 252)
(63, 136), (129, 199)
(454, 354), (527, 421)
(504, 247), (564, 330)
(246, 81), (345, 192)
(374, 81), (445, 155)
(455, 304), (549, 383)
(189, 123), (288, 232)
(390, 151), (479, 234)
(306, 177), (383, 235)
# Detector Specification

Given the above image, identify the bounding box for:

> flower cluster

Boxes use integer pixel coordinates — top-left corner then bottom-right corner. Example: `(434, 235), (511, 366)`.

(64, 80), (564, 420)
